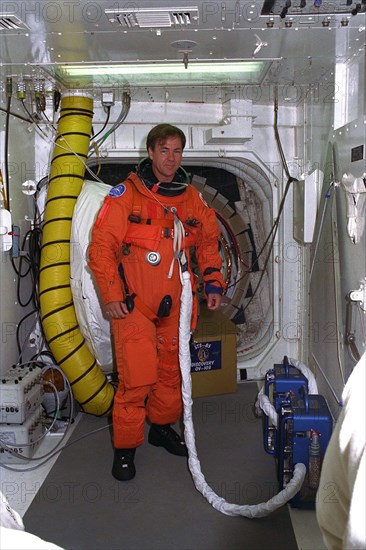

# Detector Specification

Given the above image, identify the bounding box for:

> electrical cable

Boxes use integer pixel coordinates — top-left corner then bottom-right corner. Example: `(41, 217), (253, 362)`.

(225, 174), (292, 297)
(54, 135), (107, 183)
(235, 88), (298, 310)
(91, 105), (111, 141)
(15, 309), (39, 361)
(3, 88), (12, 210)
(0, 105), (33, 124)
(92, 100), (129, 147)
(11, 226), (42, 308)
(224, 90), (296, 303)
(273, 86), (292, 181)
(216, 212), (242, 263)
(17, 314), (41, 365)
(87, 106), (112, 179)
(88, 92), (131, 154)
(28, 226), (42, 308)
(0, 381), (60, 457)
(224, 213), (281, 294)
(39, 108), (57, 132)
(9, 220), (43, 362)
(0, 423), (110, 473)
(8, 187), (45, 362)
(311, 353), (343, 407)
(227, 168), (293, 309)
(1, 364), (107, 471)
(0, 365), (77, 469)
(34, 176), (49, 224)
(20, 99), (49, 140)
(309, 182), (335, 281)
(241, 176), (293, 313)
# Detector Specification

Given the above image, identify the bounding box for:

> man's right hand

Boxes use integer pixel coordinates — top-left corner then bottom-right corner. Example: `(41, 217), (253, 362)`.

(105, 301), (129, 319)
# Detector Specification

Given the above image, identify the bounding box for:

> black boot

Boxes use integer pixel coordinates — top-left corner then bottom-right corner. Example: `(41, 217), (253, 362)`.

(112, 448), (136, 481)
(148, 424), (188, 457)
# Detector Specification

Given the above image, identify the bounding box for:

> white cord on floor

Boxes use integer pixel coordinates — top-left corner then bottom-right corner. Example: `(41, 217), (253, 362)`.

(179, 269), (306, 517)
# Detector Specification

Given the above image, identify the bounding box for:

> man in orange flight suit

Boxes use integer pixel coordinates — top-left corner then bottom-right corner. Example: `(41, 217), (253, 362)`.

(88, 124), (225, 481)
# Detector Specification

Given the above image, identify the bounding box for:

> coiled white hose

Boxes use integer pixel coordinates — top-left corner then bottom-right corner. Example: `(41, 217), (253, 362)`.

(179, 270), (306, 517)
(255, 357), (319, 428)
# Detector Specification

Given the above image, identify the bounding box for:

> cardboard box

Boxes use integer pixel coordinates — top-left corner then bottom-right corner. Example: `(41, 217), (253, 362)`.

(190, 307), (237, 398)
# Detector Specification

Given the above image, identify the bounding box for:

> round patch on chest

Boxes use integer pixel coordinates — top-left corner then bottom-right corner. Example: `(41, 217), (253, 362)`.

(146, 251), (161, 266)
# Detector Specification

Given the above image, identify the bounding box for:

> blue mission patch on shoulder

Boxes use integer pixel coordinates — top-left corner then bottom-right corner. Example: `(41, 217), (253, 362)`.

(109, 184), (126, 197)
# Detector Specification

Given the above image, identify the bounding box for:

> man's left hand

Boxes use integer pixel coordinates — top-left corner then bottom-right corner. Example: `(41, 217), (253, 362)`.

(206, 293), (222, 311)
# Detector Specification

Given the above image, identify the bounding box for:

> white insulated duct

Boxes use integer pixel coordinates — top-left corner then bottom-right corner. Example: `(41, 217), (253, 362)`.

(179, 269), (306, 517)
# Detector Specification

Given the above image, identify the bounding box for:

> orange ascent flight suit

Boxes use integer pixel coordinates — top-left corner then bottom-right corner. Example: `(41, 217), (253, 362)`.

(88, 167), (225, 449)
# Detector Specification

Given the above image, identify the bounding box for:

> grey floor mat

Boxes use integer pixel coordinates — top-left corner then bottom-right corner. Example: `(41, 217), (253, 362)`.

(24, 383), (298, 550)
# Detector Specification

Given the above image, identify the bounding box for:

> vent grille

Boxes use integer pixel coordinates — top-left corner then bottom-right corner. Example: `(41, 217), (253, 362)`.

(0, 13), (29, 31)
(105, 7), (199, 28)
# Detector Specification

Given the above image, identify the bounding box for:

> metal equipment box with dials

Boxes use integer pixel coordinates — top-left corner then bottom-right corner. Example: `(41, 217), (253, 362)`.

(263, 358), (309, 456)
(277, 393), (333, 508)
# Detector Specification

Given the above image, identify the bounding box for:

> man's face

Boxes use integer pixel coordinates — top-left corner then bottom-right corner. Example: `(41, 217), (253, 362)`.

(148, 136), (183, 182)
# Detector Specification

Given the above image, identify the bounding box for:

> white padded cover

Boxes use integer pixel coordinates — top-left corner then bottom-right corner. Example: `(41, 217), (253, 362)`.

(70, 180), (113, 373)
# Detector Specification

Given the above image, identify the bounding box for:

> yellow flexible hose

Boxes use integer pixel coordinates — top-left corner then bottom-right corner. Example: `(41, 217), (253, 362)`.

(39, 94), (114, 416)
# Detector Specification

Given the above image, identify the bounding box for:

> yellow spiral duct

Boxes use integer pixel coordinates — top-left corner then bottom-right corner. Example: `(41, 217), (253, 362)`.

(39, 94), (115, 416)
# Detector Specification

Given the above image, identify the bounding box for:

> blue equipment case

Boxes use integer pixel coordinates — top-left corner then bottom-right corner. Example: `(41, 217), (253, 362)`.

(277, 391), (333, 509)
(264, 356), (309, 455)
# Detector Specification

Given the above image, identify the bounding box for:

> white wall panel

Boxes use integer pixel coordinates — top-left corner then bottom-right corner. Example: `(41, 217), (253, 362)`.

(0, 120), (36, 377)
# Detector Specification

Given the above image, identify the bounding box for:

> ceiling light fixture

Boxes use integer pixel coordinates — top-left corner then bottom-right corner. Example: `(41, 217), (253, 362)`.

(56, 61), (270, 87)
(61, 61), (264, 77)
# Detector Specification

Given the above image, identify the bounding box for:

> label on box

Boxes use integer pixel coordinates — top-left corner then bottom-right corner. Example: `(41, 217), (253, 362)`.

(190, 341), (222, 372)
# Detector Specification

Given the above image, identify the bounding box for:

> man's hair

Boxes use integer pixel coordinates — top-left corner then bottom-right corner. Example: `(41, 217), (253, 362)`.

(146, 124), (186, 151)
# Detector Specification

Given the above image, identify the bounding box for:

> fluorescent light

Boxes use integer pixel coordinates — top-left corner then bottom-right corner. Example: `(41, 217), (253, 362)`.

(61, 62), (264, 76)
(54, 61), (269, 87)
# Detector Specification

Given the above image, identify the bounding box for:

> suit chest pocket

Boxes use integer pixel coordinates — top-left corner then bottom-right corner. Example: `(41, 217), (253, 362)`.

(124, 223), (162, 251)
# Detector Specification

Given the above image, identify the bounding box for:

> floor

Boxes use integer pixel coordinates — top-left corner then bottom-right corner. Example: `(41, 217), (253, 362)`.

(1, 386), (326, 550)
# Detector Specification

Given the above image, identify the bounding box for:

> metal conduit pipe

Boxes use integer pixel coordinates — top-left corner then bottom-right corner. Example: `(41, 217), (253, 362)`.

(39, 94), (115, 416)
